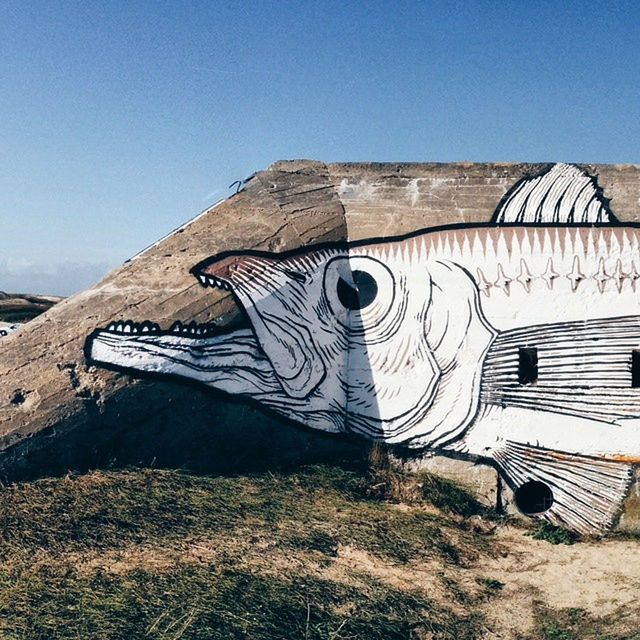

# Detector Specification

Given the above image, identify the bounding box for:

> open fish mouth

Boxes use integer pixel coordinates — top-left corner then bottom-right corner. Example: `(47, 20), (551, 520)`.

(100, 319), (222, 338)
(97, 259), (240, 340)
(86, 259), (298, 403)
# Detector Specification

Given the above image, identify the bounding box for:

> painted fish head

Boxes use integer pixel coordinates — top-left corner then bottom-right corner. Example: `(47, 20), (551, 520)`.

(89, 240), (493, 443)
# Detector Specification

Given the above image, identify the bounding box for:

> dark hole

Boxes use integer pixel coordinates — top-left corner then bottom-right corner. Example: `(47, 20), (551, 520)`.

(336, 270), (378, 310)
(10, 390), (25, 406)
(632, 350), (640, 388)
(514, 480), (553, 515)
(518, 347), (538, 385)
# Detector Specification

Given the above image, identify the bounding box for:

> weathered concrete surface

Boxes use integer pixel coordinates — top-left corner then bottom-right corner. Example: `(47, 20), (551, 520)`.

(0, 160), (353, 478)
(1, 161), (639, 529)
(618, 469), (640, 533)
(393, 452), (499, 509)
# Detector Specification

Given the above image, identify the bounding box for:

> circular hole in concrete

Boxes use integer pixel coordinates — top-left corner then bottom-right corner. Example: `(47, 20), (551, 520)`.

(336, 270), (378, 310)
(514, 480), (554, 515)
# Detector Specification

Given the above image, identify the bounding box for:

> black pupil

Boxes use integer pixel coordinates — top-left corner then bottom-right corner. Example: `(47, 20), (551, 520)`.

(336, 270), (378, 310)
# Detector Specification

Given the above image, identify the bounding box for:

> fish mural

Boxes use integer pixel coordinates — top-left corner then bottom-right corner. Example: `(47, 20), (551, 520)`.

(87, 163), (640, 535)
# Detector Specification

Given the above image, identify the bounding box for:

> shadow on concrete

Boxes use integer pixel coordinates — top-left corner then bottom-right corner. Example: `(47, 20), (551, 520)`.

(0, 377), (375, 483)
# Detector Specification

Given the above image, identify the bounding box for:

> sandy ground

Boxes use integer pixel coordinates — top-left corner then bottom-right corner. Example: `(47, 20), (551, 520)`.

(326, 524), (640, 638)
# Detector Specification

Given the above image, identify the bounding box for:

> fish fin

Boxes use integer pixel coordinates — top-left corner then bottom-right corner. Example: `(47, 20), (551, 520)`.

(492, 163), (617, 225)
(494, 441), (632, 535)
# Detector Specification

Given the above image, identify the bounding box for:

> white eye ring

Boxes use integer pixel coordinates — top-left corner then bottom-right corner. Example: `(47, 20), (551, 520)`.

(323, 255), (395, 333)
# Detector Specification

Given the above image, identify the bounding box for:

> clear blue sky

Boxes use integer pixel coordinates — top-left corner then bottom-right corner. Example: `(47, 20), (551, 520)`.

(1, 1), (639, 295)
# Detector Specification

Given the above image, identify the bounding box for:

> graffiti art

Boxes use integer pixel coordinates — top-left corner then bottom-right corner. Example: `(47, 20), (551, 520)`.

(87, 163), (640, 534)
(0, 324), (20, 338)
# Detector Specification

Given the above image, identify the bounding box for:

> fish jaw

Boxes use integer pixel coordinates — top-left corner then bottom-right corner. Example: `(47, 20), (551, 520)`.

(192, 253), (328, 399)
(87, 321), (347, 434)
(88, 322), (283, 397)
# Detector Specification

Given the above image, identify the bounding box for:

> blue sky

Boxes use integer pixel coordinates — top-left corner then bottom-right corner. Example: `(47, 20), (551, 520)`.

(1, 1), (639, 295)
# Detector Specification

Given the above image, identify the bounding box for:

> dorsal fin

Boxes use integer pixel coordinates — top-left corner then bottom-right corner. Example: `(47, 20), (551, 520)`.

(493, 163), (617, 225)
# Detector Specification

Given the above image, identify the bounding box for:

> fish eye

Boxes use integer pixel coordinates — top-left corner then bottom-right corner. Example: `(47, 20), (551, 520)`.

(336, 270), (378, 310)
(323, 255), (395, 332)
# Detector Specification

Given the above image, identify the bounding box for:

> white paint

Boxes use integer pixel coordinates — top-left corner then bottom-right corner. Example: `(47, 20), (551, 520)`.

(88, 163), (640, 534)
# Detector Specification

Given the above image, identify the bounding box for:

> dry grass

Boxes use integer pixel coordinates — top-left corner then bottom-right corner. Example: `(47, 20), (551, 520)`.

(0, 461), (634, 639)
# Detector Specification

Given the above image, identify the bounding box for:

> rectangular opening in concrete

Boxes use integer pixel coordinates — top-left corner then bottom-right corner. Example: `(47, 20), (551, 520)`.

(518, 347), (538, 385)
(632, 350), (640, 388)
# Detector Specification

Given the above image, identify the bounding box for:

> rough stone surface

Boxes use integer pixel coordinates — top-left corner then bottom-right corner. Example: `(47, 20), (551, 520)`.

(1, 160), (639, 530)
(394, 452), (500, 509)
(617, 468), (640, 533)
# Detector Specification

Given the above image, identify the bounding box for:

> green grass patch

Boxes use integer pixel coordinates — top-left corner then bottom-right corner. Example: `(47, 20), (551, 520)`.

(529, 521), (577, 546)
(0, 465), (486, 566)
(0, 564), (484, 640)
(528, 604), (640, 640)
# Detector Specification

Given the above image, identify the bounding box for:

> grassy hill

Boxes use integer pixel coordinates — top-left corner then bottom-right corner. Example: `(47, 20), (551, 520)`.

(0, 460), (636, 640)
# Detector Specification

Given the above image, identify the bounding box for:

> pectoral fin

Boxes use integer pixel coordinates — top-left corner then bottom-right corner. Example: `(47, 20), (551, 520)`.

(494, 441), (633, 535)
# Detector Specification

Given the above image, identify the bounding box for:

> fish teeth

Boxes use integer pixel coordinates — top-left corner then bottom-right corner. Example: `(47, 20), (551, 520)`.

(197, 273), (232, 291)
(105, 318), (216, 337)
(106, 320), (158, 334)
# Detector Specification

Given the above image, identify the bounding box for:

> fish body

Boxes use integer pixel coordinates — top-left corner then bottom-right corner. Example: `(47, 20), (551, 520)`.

(87, 163), (640, 534)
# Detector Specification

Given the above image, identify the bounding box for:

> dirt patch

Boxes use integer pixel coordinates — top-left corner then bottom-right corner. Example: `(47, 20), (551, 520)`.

(483, 526), (640, 616)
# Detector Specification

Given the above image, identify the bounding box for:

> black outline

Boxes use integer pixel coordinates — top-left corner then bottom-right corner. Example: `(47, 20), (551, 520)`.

(189, 218), (634, 282)
(83, 163), (638, 533)
(490, 163), (618, 225)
